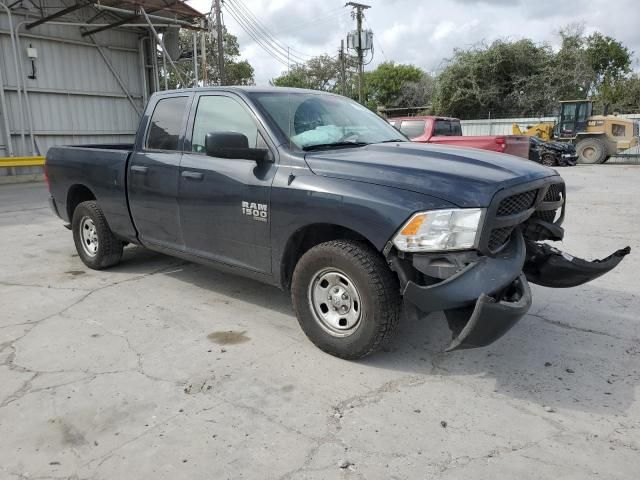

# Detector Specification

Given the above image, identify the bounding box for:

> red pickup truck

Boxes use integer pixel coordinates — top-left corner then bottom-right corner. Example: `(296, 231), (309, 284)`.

(389, 116), (530, 159)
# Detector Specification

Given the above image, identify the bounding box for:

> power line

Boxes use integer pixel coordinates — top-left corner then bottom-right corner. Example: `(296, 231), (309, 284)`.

(225, 0), (309, 65)
(270, 8), (350, 36)
(223, 3), (290, 66)
(229, 0), (315, 60)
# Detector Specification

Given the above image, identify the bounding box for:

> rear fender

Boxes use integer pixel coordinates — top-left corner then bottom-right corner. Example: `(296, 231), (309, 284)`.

(524, 241), (630, 288)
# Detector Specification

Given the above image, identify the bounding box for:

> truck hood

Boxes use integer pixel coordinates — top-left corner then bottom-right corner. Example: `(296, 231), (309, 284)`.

(304, 142), (557, 207)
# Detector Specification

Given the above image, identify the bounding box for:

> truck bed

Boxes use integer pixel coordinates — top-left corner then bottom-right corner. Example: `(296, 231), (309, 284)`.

(427, 134), (530, 158)
(46, 144), (137, 241)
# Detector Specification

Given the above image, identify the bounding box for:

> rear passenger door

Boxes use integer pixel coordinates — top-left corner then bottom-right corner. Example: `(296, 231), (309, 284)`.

(178, 93), (277, 273)
(128, 95), (189, 250)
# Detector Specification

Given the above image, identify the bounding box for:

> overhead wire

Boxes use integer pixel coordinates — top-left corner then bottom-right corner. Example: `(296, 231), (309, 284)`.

(225, 0), (309, 65)
(223, 2), (291, 66)
(228, 0), (315, 60)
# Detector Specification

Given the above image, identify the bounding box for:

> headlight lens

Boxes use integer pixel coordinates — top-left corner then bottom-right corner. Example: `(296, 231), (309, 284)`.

(392, 208), (484, 252)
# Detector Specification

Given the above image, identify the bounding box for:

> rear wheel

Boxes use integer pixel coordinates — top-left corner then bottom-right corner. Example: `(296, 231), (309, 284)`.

(291, 240), (401, 359)
(72, 201), (123, 269)
(576, 137), (607, 164)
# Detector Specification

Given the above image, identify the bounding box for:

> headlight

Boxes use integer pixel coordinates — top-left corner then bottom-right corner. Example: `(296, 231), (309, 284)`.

(392, 208), (484, 252)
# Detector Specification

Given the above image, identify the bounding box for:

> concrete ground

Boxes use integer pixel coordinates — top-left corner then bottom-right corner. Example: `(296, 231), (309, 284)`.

(1, 166), (638, 480)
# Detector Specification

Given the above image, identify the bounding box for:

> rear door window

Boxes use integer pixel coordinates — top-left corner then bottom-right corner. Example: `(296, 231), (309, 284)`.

(146, 96), (188, 151)
(399, 120), (426, 138)
(434, 119), (462, 136)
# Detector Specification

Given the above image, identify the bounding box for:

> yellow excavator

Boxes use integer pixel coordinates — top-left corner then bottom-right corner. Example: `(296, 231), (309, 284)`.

(513, 100), (639, 164)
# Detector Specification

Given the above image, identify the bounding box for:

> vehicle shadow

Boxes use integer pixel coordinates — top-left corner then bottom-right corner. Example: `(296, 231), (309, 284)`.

(114, 246), (638, 415)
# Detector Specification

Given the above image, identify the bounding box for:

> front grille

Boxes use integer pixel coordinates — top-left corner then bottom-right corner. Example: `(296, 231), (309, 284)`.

(488, 227), (513, 251)
(535, 210), (556, 222)
(496, 190), (537, 216)
(482, 181), (564, 254)
(544, 184), (561, 202)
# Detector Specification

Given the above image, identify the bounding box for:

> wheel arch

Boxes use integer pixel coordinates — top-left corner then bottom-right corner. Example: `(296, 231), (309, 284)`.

(279, 223), (380, 291)
(66, 184), (96, 221)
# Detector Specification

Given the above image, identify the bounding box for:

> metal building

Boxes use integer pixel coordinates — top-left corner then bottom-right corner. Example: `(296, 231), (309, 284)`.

(0, 0), (203, 176)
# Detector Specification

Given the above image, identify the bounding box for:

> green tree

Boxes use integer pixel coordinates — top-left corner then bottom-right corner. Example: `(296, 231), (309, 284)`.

(271, 54), (360, 96)
(165, 28), (254, 88)
(271, 54), (341, 90)
(432, 39), (554, 118)
(364, 62), (425, 109)
(431, 28), (635, 119)
(395, 73), (436, 109)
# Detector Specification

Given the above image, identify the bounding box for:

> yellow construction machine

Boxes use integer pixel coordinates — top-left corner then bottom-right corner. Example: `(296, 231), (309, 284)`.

(513, 100), (639, 164)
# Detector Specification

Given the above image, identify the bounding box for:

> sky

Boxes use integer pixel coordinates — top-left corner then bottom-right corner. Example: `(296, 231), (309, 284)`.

(189, 0), (640, 85)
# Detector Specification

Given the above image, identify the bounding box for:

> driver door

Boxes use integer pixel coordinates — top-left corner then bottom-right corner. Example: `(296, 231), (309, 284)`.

(178, 93), (277, 273)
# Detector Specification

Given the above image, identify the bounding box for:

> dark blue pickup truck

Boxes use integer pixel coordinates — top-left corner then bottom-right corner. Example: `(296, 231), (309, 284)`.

(45, 87), (629, 358)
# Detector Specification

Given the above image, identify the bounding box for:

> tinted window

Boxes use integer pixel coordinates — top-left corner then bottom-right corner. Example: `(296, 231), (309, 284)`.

(192, 96), (258, 152)
(146, 96), (187, 150)
(434, 119), (462, 136)
(399, 120), (426, 138)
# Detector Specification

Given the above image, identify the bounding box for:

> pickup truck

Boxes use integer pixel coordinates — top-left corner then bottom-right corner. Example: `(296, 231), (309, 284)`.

(389, 116), (530, 159)
(46, 87), (629, 359)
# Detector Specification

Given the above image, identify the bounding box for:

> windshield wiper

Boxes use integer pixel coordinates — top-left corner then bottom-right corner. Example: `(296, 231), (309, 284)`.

(302, 141), (369, 151)
(377, 138), (407, 143)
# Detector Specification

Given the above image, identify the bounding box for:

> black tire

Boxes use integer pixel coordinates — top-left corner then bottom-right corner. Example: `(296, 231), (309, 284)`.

(72, 201), (123, 269)
(291, 240), (401, 359)
(576, 137), (607, 164)
(541, 153), (557, 167)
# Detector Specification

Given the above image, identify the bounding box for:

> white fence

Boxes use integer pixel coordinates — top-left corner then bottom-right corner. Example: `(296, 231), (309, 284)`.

(460, 114), (640, 136)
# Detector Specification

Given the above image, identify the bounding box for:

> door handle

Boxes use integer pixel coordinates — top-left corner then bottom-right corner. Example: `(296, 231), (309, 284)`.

(131, 165), (148, 174)
(181, 170), (204, 180)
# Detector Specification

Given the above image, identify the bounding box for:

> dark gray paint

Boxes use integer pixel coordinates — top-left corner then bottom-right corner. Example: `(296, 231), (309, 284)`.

(46, 86), (558, 289)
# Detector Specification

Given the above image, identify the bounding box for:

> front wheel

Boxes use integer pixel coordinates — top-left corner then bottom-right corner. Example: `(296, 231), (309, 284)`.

(291, 240), (401, 359)
(72, 201), (123, 269)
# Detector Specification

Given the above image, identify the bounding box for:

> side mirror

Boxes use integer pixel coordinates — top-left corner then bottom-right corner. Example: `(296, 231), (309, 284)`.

(205, 132), (270, 162)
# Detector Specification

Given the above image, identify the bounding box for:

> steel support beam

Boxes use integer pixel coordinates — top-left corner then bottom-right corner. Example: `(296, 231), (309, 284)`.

(140, 7), (185, 87)
(84, 32), (143, 116)
(26, 3), (88, 30)
(81, 6), (166, 37)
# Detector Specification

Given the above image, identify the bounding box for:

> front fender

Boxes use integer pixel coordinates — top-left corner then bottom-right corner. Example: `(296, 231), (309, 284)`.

(270, 174), (455, 287)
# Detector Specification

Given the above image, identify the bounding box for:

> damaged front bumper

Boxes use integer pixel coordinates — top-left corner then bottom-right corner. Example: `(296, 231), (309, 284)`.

(391, 229), (630, 352)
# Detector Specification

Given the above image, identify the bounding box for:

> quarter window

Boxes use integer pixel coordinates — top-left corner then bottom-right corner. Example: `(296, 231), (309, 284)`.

(146, 96), (188, 151)
(434, 119), (463, 136)
(399, 120), (426, 138)
(192, 96), (258, 152)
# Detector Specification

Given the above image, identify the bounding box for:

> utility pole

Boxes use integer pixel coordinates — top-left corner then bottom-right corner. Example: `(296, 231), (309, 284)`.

(214, 0), (225, 86)
(201, 19), (207, 85)
(346, 2), (370, 103)
(339, 39), (346, 96)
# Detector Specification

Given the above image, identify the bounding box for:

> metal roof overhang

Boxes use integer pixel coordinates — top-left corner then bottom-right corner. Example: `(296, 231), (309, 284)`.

(23, 0), (205, 35)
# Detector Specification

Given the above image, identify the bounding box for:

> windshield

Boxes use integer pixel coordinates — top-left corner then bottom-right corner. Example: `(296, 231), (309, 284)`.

(247, 91), (407, 149)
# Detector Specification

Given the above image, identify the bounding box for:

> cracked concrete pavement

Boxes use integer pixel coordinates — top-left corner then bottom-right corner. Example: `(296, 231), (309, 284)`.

(1, 166), (639, 479)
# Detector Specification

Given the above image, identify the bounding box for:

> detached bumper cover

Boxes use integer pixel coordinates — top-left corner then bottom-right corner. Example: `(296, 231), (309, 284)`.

(524, 241), (631, 288)
(444, 274), (531, 351)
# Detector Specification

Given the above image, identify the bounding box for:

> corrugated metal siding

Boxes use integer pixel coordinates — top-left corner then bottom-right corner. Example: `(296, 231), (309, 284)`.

(461, 114), (640, 136)
(0, 7), (145, 157)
